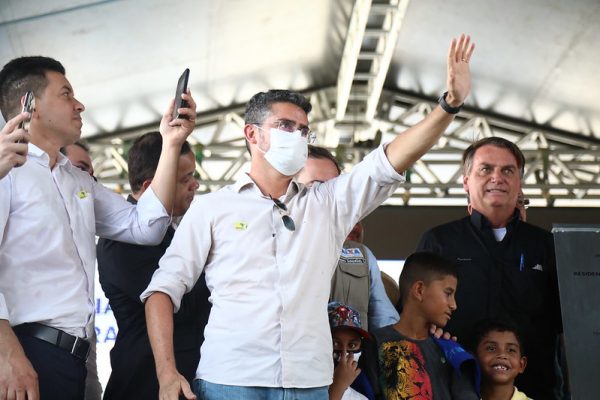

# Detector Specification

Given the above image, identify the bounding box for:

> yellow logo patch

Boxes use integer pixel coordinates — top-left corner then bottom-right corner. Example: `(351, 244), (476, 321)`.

(234, 221), (248, 231)
(233, 221), (248, 231)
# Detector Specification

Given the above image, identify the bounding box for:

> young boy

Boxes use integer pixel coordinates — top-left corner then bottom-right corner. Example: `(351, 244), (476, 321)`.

(373, 251), (479, 400)
(328, 301), (378, 400)
(472, 319), (531, 400)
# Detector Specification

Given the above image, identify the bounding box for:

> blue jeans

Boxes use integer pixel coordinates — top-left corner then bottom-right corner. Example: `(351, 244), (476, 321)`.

(193, 379), (328, 400)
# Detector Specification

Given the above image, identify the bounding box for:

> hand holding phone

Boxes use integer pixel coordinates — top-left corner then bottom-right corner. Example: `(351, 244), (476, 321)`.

(172, 69), (190, 120)
(18, 91), (35, 131)
(1, 95), (32, 173)
(16, 91), (34, 144)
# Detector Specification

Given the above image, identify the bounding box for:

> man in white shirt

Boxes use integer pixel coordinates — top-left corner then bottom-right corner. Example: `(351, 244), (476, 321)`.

(0, 56), (197, 399)
(296, 145), (400, 330)
(61, 140), (102, 400)
(143, 35), (475, 400)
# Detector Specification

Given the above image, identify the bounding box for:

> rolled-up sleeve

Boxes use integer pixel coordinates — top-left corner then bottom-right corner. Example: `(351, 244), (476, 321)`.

(94, 182), (170, 245)
(327, 143), (405, 240)
(140, 202), (211, 312)
(0, 294), (8, 321)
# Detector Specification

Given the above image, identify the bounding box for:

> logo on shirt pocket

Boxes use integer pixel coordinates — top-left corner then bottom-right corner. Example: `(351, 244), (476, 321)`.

(77, 189), (89, 199)
(74, 191), (95, 233)
(234, 221), (248, 231)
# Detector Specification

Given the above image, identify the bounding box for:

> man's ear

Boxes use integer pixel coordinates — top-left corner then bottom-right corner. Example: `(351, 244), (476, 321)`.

(141, 179), (153, 192)
(412, 281), (426, 302)
(462, 175), (469, 193)
(243, 124), (258, 145)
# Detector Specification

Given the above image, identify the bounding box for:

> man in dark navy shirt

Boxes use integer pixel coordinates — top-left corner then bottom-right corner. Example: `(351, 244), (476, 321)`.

(97, 132), (211, 400)
(418, 137), (562, 400)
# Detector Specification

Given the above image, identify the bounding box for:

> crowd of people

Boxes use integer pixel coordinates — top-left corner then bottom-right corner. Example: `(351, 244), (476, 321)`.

(0, 33), (566, 400)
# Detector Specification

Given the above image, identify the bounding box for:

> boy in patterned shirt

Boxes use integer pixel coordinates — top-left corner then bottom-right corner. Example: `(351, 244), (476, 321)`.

(372, 252), (479, 400)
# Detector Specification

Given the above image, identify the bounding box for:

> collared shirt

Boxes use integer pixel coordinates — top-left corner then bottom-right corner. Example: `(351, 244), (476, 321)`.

(141, 144), (404, 388)
(0, 144), (169, 337)
(97, 195), (211, 398)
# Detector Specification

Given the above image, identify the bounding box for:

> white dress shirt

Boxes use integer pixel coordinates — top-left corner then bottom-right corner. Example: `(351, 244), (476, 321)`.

(141, 144), (404, 388)
(0, 144), (169, 338)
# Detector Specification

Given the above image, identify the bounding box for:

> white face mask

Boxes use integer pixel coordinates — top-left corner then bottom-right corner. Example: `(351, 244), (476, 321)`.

(333, 351), (361, 363)
(257, 127), (308, 176)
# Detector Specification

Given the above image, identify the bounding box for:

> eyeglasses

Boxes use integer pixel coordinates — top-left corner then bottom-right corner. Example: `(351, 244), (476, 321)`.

(270, 196), (295, 231)
(255, 119), (316, 144)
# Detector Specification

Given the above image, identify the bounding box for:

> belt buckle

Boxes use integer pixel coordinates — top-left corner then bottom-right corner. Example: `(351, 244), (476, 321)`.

(71, 336), (90, 361)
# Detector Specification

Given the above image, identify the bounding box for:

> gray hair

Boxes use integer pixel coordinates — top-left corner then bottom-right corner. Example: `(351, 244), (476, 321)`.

(244, 89), (312, 125)
(462, 137), (525, 178)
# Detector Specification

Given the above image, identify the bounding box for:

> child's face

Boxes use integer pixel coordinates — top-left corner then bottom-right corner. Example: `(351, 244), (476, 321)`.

(476, 330), (527, 385)
(420, 275), (458, 328)
(332, 327), (362, 362)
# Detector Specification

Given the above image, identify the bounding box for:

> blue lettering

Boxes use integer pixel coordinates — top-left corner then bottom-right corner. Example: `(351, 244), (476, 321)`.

(103, 326), (117, 342)
(94, 298), (113, 314)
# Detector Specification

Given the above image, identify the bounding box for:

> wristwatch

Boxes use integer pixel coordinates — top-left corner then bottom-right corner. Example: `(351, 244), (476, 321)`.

(438, 91), (463, 114)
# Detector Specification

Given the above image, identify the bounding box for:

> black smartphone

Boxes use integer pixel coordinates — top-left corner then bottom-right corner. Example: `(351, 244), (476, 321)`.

(172, 68), (190, 120)
(18, 91), (35, 130)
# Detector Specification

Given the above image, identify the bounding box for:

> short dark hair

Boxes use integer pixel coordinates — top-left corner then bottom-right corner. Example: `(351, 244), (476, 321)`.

(462, 137), (525, 178)
(470, 318), (526, 356)
(128, 132), (192, 193)
(399, 252), (457, 304)
(244, 89), (312, 125)
(243, 89), (312, 154)
(60, 140), (90, 155)
(307, 145), (341, 174)
(0, 56), (66, 121)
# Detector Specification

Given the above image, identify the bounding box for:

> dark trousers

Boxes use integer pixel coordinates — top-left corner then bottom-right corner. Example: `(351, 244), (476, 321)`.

(17, 335), (87, 400)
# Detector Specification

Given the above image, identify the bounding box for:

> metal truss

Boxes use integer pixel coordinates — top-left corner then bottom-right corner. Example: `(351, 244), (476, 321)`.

(86, 86), (600, 207)
(87, 0), (600, 207)
(335, 0), (409, 144)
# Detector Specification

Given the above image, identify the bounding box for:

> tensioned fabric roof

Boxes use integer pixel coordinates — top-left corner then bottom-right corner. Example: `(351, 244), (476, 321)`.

(2, 0), (599, 206)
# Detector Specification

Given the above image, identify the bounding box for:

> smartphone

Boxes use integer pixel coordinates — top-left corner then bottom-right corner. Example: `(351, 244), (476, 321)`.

(172, 68), (190, 120)
(18, 91), (35, 131)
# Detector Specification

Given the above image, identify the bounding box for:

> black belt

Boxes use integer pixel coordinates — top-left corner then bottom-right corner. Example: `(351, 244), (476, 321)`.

(13, 322), (90, 361)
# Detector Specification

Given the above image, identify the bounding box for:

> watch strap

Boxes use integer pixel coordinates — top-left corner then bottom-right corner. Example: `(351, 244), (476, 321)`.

(438, 91), (463, 114)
